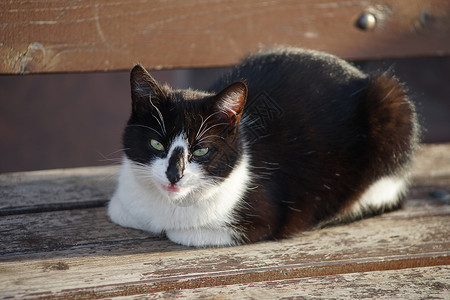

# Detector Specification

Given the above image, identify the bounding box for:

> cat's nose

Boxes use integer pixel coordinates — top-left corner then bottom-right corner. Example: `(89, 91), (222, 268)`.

(166, 147), (185, 184)
(166, 164), (183, 184)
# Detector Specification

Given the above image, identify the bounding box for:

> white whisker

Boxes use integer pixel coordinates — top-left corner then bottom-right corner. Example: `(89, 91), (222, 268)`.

(97, 148), (130, 165)
(195, 111), (223, 140)
(197, 134), (225, 144)
(149, 97), (167, 136)
(197, 122), (230, 141)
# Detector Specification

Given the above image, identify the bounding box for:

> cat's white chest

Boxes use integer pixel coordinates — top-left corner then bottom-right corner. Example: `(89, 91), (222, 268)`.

(108, 155), (250, 247)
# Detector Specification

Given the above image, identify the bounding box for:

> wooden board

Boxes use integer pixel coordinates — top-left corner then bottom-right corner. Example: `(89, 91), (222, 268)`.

(118, 266), (450, 299)
(1, 188), (448, 257)
(0, 144), (448, 298)
(0, 203), (448, 298)
(0, 143), (448, 211)
(1, 0), (449, 74)
(0, 166), (117, 216)
(411, 143), (450, 184)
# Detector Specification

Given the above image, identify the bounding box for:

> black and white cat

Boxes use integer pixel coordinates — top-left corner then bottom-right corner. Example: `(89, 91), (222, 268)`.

(108, 48), (419, 247)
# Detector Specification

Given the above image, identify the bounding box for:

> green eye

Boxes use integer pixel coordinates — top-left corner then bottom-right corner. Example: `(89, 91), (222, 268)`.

(193, 147), (209, 157)
(150, 139), (164, 151)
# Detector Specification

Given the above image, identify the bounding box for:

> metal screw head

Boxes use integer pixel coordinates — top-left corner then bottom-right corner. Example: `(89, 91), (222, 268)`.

(357, 13), (377, 30)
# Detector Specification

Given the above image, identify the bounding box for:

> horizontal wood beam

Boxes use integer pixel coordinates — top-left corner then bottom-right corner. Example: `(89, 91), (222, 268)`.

(1, 0), (449, 74)
(126, 266), (450, 299)
(1, 204), (448, 297)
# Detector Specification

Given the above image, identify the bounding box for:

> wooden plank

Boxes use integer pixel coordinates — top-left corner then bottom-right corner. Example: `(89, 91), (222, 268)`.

(115, 266), (450, 299)
(411, 143), (450, 185)
(0, 207), (154, 257)
(0, 166), (117, 215)
(1, 0), (449, 74)
(0, 144), (448, 255)
(0, 144), (448, 298)
(1, 144), (448, 213)
(0, 196), (448, 298)
(0, 191), (448, 258)
(1, 254), (447, 299)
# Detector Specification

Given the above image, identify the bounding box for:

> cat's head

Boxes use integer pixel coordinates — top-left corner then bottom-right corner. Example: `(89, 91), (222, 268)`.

(123, 65), (247, 206)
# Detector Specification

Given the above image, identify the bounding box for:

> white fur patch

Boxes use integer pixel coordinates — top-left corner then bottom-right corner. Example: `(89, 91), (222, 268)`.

(108, 147), (251, 247)
(166, 228), (236, 247)
(346, 176), (407, 218)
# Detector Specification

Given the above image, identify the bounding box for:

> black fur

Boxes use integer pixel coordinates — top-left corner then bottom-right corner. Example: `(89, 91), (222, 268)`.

(166, 147), (186, 184)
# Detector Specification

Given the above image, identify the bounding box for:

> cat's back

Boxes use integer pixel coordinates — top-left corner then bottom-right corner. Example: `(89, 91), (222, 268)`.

(214, 48), (419, 242)
(215, 48), (367, 105)
(212, 48), (371, 137)
(238, 48), (366, 83)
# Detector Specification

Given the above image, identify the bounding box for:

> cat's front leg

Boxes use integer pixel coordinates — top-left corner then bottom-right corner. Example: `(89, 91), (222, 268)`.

(166, 227), (238, 247)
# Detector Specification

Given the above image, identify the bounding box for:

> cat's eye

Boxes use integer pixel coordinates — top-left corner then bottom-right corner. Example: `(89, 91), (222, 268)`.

(150, 139), (164, 151)
(193, 147), (209, 157)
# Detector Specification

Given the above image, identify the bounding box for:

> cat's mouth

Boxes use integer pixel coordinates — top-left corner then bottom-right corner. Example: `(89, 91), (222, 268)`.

(160, 183), (195, 206)
(162, 184), (181, 193)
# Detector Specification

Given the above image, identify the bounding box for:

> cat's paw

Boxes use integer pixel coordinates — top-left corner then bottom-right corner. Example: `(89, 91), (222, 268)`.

(108, 195), (141, 230)
(166, 228), (237, 247)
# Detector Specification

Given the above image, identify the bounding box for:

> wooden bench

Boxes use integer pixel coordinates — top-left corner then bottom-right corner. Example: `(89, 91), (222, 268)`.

(1, 1), (449, 298)
(1, 144), (449, 298)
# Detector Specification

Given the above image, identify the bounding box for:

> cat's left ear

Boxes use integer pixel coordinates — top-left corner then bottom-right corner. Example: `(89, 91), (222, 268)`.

(214, 81), (248, 125)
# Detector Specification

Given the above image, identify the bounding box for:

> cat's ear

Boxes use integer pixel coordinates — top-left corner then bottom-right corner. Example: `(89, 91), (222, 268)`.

(214, 81), (248, 125)
(130, 64), (166, 112)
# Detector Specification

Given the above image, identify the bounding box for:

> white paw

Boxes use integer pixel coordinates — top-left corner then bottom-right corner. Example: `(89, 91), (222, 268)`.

(166, 228), (237, 247)
(108, 194), (141, 230)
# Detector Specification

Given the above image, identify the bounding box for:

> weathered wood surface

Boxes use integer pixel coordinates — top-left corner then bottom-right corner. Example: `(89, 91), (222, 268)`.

(0, 144), (449, 299)
(0, 143), (448, 210)
(117, 266), (450, 299)
(0, 166), (117, 215)
(0, 204), (448, 295)
(1, 0), (449, 74)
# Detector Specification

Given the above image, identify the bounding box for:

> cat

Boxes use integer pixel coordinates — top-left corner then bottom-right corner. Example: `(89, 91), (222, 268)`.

(108, 48), (419, 247)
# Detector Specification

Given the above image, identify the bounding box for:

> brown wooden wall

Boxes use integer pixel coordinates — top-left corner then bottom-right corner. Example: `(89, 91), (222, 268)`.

(1, 0), (449, 74)
(0, 0), (449, 173)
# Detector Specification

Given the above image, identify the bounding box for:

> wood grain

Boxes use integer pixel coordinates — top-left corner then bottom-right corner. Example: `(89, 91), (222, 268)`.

(120, 266), (450, 299)
(0, 144), (448, 299)
(0, 166), (117, 214)
(0, 197), (448, 297)
(0, 207), (153, 256)
(411, 143), (450, 184)
(1, 194), (448, 256)
(1, 0), (449, 74)
(0, 223), (448, 298)
(0, 144), (448, 211)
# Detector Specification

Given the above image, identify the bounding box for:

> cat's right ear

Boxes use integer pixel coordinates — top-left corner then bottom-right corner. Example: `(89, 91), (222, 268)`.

(130, 64), (166, 112)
